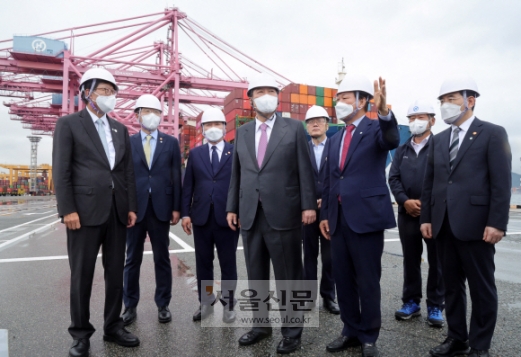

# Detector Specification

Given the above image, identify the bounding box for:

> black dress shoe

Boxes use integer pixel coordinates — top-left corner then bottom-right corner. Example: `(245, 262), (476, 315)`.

(430, 337), (470, 357)
(326, 336), (361, 352)
(103, 327), (140, 347)
(69, 339), (89, 357)
(362, 343), (380, 357)
(238, 330), (272, 346)
(158, 306), (171, 323)
(222, 308), (236, 323)
(122, 307), (137, 326)
(323, 298), (340, 315)
(469, 349), (489, 357)
(277, 337), (301, 354)
(193, 304), (214, 321)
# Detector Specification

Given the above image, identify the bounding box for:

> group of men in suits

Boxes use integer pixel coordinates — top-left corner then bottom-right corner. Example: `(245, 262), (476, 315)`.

(53, 68), (511, 357)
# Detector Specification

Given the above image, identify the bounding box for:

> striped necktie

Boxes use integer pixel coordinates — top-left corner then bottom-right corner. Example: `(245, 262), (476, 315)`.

(449, 127), (461, 170)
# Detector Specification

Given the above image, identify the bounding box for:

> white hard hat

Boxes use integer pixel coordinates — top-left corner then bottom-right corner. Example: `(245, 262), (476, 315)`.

(438, 76), (480, 99)
(406, 100), (436, 117)
(134, 94), (162, 112)
(247, 72), (280, 97)
(80, 67), (118, 91)
(305, 105), (330, 121)
(201, 107), (226, 124)
(337, 74), (374, 98)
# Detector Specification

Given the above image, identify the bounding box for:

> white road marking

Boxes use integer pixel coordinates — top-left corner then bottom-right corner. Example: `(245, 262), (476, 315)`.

(0, 248), (194, 264)
(507, 231), (521, 235)
(0, 329), (8, 357)
(169, 232), (195, 251)
(0, 219), (60, 251)
(23, 210), (54, 216)
(0, 213), (57, 235)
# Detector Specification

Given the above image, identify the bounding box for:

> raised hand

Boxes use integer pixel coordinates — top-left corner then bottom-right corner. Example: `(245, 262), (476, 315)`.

(373, 77), (389, 116)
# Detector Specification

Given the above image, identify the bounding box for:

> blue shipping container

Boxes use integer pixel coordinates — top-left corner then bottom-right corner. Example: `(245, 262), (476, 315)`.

(13, 36), (68, 58)
(52, 94), (79, 106)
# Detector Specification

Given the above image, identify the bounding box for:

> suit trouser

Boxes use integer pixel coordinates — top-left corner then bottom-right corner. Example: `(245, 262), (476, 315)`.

(437, 215), (497, 350)
(241, 205), (304, 339)
(193, 205), (239, 306)
(331, 207), (383, 344)
(67, 197), (125, 339)
(123, 197), (172, 309)
(302, 217), (335, 302)
(398, 213), (444, 308)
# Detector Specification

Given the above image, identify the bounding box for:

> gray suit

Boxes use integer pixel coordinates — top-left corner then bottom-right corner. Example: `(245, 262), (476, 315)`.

(227, 114), (317, 338)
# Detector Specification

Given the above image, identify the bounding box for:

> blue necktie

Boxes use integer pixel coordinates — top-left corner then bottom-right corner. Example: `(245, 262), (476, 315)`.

(211, 146), (219, 175)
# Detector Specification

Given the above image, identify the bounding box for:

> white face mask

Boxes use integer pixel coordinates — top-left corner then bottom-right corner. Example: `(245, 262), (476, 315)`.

(204, 127), (225, 142)
(95, 95), (116, 113)
(335, 101), (355, 120)
(141, 113), (161, 131)
(254, 94), (278, 115)
(440, 102), (466, 124)
(409, 119), (430, 135)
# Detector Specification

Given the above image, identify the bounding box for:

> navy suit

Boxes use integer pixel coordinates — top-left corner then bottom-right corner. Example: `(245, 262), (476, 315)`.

(123, 130), (182, 309)
(182, 142), (239, 305)
(421, 118), (511, 350)
(388, 135), (444, 309)
(302, 139), (335, 302)
(321, 115), (399, 343)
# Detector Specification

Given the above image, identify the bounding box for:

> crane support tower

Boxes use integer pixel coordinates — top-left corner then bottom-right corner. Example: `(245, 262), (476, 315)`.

(27, 136), (41, 193)
(0, 7), (290, 137)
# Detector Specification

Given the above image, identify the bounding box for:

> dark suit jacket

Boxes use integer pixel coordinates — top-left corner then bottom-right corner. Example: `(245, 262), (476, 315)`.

(321, 115), (400, 235)
(420, 118), (511, 241)
(52, 108), (137, 226)
(308, 139), (329, 200)
(388, 135), (431, 214)
(130, 131), (181, 223)
(182, 142), (234, 227)
(226, 114), (317, 231)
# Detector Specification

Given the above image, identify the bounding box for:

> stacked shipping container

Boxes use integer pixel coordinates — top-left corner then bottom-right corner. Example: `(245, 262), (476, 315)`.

(191, 83), (392, 147)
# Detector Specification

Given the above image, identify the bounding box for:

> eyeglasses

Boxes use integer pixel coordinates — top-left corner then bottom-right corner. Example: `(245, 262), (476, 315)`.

(95, 87), (117, 96)
(306, 118), (327, 125)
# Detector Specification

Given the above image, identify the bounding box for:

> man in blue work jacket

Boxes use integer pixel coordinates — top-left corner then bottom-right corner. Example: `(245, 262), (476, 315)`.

(388, 100), (444, 328)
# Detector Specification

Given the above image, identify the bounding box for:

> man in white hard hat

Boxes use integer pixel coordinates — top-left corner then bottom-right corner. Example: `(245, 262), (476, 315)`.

(52, 67), (140, 357)
(181, 107), (239, 323)
(319, 75), (399, 357)
(388, 100), (445, 328)
(420, 77), (511, 357)
(121, 94), (182, 326)
(226, 73), (317, 354)
(303, 105), (340, 315)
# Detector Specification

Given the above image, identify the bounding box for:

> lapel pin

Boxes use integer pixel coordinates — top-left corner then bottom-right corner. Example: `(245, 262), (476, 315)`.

(473, 132), (477, 135)
(360, 132), (363, 134)
(112, 128), (117, 133)
(469, 137), (473, 140)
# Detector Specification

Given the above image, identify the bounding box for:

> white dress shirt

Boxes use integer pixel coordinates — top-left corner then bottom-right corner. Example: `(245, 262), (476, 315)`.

(411, 135), (430, 156)
(312, 137), (327, 170)
(87, 108), (116, 169)
(208, 140), (225, 162)
(255, 114), (276, 157)
(451, 115), (475, 150)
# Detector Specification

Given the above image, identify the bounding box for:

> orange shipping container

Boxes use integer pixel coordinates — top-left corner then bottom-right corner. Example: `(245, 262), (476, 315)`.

(299, 94), (307, 104)
(307, 95), (316, 105)
(299, 84), (308, 94)
(324, 97), (333, 107)
(324, 88), (332, 97)
(290, 93), (300, 103)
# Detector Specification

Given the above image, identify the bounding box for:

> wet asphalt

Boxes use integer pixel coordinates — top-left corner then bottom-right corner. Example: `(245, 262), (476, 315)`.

(0, 196), (520, 357)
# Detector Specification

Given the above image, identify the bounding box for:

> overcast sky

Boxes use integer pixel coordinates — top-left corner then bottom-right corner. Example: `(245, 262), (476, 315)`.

(1, 0), (520, 173)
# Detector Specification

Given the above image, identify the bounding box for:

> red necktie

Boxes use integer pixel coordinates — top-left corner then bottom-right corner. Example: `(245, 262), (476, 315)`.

(340, 125), (355, 170)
